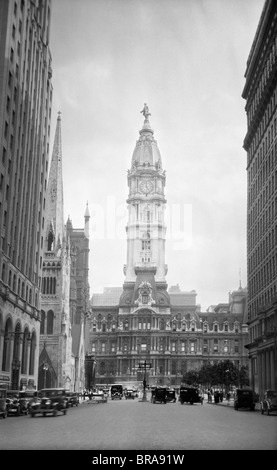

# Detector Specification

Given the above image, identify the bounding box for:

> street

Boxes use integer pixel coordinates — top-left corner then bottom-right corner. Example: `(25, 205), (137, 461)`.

(0, 394), (276, 451)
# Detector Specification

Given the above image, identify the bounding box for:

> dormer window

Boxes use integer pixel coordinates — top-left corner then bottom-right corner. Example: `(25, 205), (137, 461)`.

(214, 324), (218, 332)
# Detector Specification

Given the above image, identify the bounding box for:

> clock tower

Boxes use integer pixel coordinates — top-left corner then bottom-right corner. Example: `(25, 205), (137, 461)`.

(123, 104), (167, 285)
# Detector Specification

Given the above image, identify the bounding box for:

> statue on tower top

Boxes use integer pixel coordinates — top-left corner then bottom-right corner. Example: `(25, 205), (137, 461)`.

(140, 103), (151, 120)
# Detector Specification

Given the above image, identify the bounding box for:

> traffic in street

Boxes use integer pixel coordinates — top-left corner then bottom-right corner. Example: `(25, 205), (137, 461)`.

(0, 390), (276, 451)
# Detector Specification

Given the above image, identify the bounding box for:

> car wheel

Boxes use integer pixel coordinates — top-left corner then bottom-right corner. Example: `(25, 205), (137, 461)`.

(53, 409), (58, 417)
(31, 412), (35, 417)
(267, 406), (270, 416)
(3, 410), (7, 419)
(261, 407), (264, 414)
(63, 409), (67, 415)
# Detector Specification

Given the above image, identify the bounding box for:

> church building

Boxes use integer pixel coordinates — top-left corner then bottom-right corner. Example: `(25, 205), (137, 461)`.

(38, 113), (90, 392)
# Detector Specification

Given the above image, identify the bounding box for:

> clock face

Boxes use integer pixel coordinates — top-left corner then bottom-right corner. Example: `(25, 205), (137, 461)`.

(139, 180), (154, 194)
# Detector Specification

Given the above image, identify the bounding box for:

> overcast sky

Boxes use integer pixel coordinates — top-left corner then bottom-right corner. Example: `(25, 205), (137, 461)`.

(49, 0), (265, 311)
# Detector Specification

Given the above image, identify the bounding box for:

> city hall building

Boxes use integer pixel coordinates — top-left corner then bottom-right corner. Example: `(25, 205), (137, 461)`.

(89, 106), (249, 388)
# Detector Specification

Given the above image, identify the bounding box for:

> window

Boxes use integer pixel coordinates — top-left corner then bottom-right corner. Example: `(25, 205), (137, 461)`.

(190, 342), (195, 353)
(203, 323), (208, 333)
(191, 323), (195, 332)
(181, 342), (185, 352)
(47, 310), (54, 334)
(224, 323), (228, 332)
(213, 339), (218, 353)
(141, 342), (147, 352)
(101, 343), (106, 353)
(203, 339), (208, 353)
(91, 343), (96, 353)
(223, 340), (228, 353)
(214, 324), (218, 332)
(40, 310), (45, 334)
(142, 232), (151, 251)
(234, 340), (239, 353)
(171, 342), (176, 352)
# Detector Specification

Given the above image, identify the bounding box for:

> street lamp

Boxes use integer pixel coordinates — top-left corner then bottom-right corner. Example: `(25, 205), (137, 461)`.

(43, 362), (48, 388)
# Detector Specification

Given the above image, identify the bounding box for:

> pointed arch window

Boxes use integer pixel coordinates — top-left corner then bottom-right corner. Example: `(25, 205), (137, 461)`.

(47, 229), (54, 251)
(47, 310), (54, 334)
(40, 310), (45, 334)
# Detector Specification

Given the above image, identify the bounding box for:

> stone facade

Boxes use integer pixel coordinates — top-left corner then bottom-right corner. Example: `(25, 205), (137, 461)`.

(38, 115), (90, 392)
(89, 107), (249, 388)
(242, 0), (277, 395)
(0, 0), (52, 391)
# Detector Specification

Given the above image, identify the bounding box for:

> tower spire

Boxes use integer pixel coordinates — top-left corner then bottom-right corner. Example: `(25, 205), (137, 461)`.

(44, 112), (64, 252)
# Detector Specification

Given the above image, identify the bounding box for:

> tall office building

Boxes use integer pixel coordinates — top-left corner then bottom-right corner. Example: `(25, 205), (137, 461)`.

(242, 0), (277, 394)
(0, 0), (53, 390)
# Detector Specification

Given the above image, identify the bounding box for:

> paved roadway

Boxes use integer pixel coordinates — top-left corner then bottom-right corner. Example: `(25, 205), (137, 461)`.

(0, 394), (276, 451)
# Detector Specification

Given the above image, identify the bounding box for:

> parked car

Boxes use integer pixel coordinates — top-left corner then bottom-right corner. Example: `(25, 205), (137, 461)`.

(0, 389), (8, 419)
(165, 388), (177, 403)
(151, 386), (167, 404)
(19, 390), (38, 412)
(179, 386), (203, 405)
(234, 388), (255, 411)
(260, 390), (277, 415)
(65, 391), (80, 407)
(6, 390), (29, 416)
(30, 388), (68, 417)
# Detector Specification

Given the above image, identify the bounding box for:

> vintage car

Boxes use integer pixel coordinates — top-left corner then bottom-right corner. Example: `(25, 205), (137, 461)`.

(111, 384), (123, 400)
(179, 386), (203, 405)
(65, 391), (80, 407)
(0, 389), (8, 419)
(260, 389), (277, 415)
(234, 388), (255, 411)
(6, 390), (29, 416)
(165, 388), (177, 403)
(125, 388), (136, 399)
(30, 388), (67, 417)
(151, 386), (167, 404)
(19, 390), (38, 411)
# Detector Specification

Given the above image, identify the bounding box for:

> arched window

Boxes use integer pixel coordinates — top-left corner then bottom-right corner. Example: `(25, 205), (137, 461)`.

(40, 310), (45, 334)
(47, 229), (54, 251)
(47, 310), (54, 334)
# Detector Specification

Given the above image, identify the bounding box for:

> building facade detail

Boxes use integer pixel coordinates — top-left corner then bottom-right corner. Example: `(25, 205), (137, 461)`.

(90, 108), (249, 388)
(0, 0), (53, 391)
(242, 0), (277, 395)
(39, 115), (90, 392)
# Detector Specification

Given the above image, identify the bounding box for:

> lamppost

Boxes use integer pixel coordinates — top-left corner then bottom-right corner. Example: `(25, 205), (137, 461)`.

(43, 362), (48, 388)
